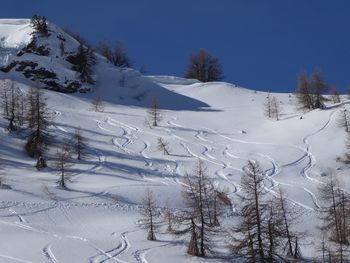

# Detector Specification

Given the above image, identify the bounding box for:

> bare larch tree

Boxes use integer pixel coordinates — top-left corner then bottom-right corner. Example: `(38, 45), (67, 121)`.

(157, 137), (170, 155)
(231, 160), (268, 261)
(90, 91), (105, 112)
(296, 73), (314, 110)
(25, 87), (51, 158)
(264, 93), (272, 119)
(337, 109), (350, 133)
(71, 127), (88, 160)
(310, 71), (329, 109)
(54, 143), (72, 188)
(147, 97), (162, 127)
(330, 86), (341, 104)
(0, 80), (22, 131)
(97, 40), (132, 68)
(173, 161), (222, 257)
(140, 189), (160, 241)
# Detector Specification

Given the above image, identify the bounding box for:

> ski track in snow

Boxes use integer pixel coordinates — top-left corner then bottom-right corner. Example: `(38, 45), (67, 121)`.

(167, 114), (336, 211)
(39, 103), (340, 261)
(133, 243), (170, 263)
(90, 231), (130, 263)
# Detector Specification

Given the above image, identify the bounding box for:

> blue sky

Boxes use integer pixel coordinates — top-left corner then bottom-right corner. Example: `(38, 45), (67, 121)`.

(1, 1), (350, 92)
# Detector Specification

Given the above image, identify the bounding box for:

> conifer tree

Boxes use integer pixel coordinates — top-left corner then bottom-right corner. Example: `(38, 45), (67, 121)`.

(30, 15), (49, 37)
(67, 44), (96, 84)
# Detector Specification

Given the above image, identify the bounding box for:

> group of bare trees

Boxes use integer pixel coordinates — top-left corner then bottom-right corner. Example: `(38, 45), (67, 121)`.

(54, 127), (88, 187)
(318, 175), (350, 262)
(0, 80), (25, 131)
(296, 71), (330, 110)
(139, 160), (304, 261)
(264, 93), (282, 121)
(0, 80), (88, 186)
(1, 80), (52, 166)
(185, 49), (223, 82)
(97, 40), (132, 68)
(139, 161), (229, 256)
(232, 161), (302, 261)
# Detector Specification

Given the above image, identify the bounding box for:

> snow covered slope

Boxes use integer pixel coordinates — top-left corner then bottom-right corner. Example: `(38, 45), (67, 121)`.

(0, 19), (349, 262)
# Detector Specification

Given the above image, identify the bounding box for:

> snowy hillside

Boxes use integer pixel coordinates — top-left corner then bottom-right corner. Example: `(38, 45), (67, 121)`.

(0, 19), (349, 262)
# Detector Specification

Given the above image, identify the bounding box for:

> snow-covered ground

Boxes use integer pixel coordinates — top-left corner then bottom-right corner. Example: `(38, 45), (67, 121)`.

(0, 19), (349, 262)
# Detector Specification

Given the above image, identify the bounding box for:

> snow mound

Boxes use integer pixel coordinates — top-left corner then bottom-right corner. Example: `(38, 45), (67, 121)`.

(0, 19), (32, 48)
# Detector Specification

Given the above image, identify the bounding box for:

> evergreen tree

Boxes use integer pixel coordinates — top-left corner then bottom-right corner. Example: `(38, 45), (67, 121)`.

(67, 44), (96, 84)
(30, 15), (49, 37)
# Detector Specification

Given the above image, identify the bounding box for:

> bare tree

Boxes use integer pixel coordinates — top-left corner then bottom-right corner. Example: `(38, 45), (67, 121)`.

(338, 109), (350, 133)
(15, 90), (26, 127)
(173, 161), (222, 257)
(0, 80), (10, 119)
(265, 95), (282, 121)
(319, 174), (350, 251)
(97, 40), (132, 68)
(97, 40), (114, 63)
(162, 200), (175, 232)
(90, 91), (105, 112)
(147, 97), (162, 127)
(62, 26), (86, 45)
(113, 40), (132, 68)
(25, 87), (51, 158)
(157, 137), (170, 155)
(231, 160), (267, 261)
(71, 127), (88, 160)
(310, 70), (329, 109)
(331, 86), (341, 104)
(264, 93), (272, 119)
(296, 73), (314, 110)
(0, 80), (21, 131)
(296, 71), (329, 110)
(273, 188), (303, 260)
(140, 189), (160, 241)
(185, 49), (223, 82)
(54, 143), (72, 188)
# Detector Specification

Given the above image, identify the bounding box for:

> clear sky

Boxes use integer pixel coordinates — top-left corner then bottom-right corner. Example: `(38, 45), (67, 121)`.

(1, 0), (350, 92)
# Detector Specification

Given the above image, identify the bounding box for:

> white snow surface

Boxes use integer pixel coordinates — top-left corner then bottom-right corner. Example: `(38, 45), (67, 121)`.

(0, 19), (348, 262)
